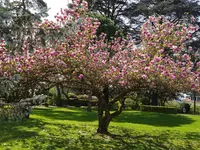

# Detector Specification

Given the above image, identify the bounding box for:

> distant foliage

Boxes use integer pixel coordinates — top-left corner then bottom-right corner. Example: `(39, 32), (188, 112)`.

(140, 105), (178, 114)
(190, 104), (200, 114)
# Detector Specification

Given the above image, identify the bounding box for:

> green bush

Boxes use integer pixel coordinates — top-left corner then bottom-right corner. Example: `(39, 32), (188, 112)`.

(165, 101), (181, 109)
(49, 88), (56, 95)
(124, 98), (140, 110)
(140, 105), (177, 114)
(111, 101), (120, 110)
(190, 105), (200, 114)
(166, 101), (193, 114)
(68, 92), (78, 99)
(77, 94), (88, 100)
(61, 99), (97, 107)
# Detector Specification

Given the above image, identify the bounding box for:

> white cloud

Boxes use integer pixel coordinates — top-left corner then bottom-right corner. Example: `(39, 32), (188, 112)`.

(44, 0), (72, 20)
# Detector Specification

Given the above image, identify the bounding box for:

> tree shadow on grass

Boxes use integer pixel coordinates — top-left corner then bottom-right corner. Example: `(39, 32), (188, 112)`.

(106, 128), (200, 150)
(0, 118), (79, 149)
(1, 122), (199, 150)
(0, 118), (44, 147)
(185, 132), (200, 140)
(33, 107), (98, 122)
(0, 114), (199, 150)
(113, 111), (195, 127)
(34, 107), (195, 127)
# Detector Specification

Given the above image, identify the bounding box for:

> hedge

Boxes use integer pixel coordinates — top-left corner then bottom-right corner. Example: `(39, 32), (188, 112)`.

(140, 105), (178, 114)
(60, 98), (97, 107)
(190, 104), (200, 114)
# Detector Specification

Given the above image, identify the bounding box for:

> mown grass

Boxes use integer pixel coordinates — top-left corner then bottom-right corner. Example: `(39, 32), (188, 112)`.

(0, 107), (200, 150)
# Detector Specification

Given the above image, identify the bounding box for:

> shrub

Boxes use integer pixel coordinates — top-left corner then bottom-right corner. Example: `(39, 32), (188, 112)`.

(0, 104), (32, 121)
(0, 95), (46, 121)
(165, 101), (192, 114)
(165, 101), (181, 109)
(140, 105), (177, 114)
(49, 88), (56, 95)
(77, 94), (88, 100)
(190, 104), (200, 114)
(124, 98), (140, 110)
(68, 93), (78, 99)
(45, 95), (55, 106)
(61, 99), (97, 107)
(111, 101), (120, 110)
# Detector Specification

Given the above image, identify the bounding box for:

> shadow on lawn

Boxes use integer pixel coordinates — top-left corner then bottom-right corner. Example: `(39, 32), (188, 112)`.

(185, 131), (200, 140)
(34, 107), (195, 127)
(33, 107), (98, 122)
(0, 118), (44, 144)
(0, 107), (199, 150)
(113, 111), (195, 127)
(106, 129), (200, 150)
(1, 121), (199, 150)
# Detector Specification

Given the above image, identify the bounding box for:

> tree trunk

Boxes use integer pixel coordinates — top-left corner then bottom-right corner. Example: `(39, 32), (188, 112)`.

(96, 86), (126, 134)
(97, 114), (111, 134)
(60, 84), (70, 101)
(151, 92), (158, 106)
(55, 85), (62, 106)
(97, 97), (106, 133)
(97, 87), (111, 134)
(87, 92), (92, 112)
(96, 97), (125, 134)
(193, 92), (196, 114)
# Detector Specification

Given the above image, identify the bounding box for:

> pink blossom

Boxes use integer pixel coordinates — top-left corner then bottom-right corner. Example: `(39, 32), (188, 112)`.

(119, 81), (125, 86)
(78, 74), (84, 79)
(144, 67), (150, 72)
(154, 57), (161, 62)
(141, 74), (147, 79)
(82, 1), (88, 7)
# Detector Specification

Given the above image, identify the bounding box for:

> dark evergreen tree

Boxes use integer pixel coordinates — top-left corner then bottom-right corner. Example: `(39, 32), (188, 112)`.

(86, 0), (136, 33)
(0, 0), (48, 53)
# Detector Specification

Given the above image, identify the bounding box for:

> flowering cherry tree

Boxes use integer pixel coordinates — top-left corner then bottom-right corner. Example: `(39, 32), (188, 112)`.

(0, 0), (199, 133)
(138, 16), (200, 105)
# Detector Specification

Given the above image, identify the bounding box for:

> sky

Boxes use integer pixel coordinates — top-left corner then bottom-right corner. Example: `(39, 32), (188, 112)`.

(44, 0), (72, 20)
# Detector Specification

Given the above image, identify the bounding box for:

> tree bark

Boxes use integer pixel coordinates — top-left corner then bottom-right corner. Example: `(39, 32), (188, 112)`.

(97, 114), (111, 134)
(97, 87), (111, 134)
(193, 92), (196, 114)
(55, 85), (62, 106)
(151, 92), (158, 106)
(97, 96), (106, 133)
(60, 84), (70, 101)
(87, 92), (92, 112)
(96, 88), (126, 134)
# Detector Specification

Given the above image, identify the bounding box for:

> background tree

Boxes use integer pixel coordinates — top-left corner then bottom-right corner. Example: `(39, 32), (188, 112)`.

(124, 0), (200, 105)
(86, 0), (137, 34)
(89, 12), (123, 40)
(127, 0), (200, 30)
(0, 0), (48, 53)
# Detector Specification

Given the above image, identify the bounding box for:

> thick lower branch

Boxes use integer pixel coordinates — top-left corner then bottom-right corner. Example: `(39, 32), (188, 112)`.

(109, 92), (127, 109)
(60, 84), (70, 100)
(111, 98), (125, 118)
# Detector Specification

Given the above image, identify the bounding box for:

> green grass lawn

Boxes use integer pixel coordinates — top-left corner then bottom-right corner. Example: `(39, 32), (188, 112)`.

(0, 107), (200, 150)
